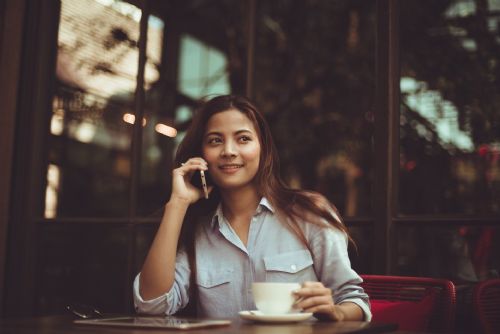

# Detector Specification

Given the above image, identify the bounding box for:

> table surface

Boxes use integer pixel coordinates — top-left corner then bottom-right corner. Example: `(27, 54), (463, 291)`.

(0, 315), (399, 334)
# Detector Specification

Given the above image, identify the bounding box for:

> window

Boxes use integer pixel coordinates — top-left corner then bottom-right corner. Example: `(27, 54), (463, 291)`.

(254, 0), (376, 217)
(5, 0), (498, 317)
(397, 0), (500, 282)
(399, 0), (500, 215)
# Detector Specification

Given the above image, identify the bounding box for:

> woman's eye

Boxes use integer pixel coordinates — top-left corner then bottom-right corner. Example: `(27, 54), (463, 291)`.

(207, 137), (222, 144)
(239, 136), (251, 143)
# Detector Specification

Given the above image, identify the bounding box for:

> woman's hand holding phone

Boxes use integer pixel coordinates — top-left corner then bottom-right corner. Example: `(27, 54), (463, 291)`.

(170, 157), (212, 204)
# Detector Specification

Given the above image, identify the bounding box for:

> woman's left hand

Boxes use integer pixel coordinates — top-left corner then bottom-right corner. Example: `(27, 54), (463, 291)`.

(293, 281), (345, 321)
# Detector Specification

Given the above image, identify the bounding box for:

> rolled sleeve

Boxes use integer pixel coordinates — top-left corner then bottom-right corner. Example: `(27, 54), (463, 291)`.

(309, 225), (372, 321)
(339, 298), (372, 322)
(133, 249), (191, 315)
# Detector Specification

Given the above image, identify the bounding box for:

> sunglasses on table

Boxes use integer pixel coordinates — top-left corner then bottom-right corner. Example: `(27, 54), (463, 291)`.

(66, 303), (103, 319)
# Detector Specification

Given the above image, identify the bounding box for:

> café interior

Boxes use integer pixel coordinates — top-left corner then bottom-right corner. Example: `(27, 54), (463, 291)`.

(1, 0), (499, 333)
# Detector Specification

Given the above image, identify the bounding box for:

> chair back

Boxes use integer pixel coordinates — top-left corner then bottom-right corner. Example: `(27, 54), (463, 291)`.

(361, 274), (456, 333)
(473, 279), (500, 334)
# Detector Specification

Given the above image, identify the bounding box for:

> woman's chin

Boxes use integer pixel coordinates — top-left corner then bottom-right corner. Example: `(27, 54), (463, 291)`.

(215, 180), (257, 192)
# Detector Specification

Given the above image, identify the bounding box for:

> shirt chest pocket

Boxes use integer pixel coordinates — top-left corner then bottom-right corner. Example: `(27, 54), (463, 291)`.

(263, 250), (317, 282)
(196, 268), (235, 309)
(197, 268), (233, 288)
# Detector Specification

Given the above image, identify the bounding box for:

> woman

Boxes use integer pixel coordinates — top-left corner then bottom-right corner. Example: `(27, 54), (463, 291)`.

(133, 95), (371, 321)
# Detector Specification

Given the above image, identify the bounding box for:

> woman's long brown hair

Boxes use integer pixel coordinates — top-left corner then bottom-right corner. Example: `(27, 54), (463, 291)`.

(174, 95), (352, 314)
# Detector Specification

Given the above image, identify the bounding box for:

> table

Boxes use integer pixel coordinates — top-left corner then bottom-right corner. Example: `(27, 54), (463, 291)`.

(0, 316), (398, 334)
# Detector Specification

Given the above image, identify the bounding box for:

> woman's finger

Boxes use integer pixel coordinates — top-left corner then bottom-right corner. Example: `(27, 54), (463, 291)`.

(179, 157), (208, 168)
(174, 159), (208, 178)
(302, 281), (324, 288)
(303, 304), (333, 314)
(295, 295), (331, 310)
(294, 286), (331, 298)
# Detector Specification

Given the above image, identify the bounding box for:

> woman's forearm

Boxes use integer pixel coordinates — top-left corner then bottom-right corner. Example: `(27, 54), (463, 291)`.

(139, 197), (190, 300)
(335, 302), (364, 321)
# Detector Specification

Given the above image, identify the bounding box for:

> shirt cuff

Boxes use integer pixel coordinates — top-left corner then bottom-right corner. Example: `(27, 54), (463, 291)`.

(133, 273), (174, 315)
(338, 298), (372, 322)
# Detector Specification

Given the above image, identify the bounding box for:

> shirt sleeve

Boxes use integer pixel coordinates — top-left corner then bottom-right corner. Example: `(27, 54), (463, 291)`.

(133, 248), (191, 315)
(309, 226), (372, 321)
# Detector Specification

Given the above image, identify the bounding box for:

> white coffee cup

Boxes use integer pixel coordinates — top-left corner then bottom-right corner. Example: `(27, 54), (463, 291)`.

(252, 282), (301, 314)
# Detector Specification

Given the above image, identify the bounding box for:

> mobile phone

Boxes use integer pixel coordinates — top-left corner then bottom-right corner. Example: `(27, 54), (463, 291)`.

(192, 169), (212, 199)
(200, 170), (209, 199)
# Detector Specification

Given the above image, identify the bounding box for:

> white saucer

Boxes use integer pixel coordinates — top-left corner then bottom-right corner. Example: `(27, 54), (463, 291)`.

(238, 310), (313, 323)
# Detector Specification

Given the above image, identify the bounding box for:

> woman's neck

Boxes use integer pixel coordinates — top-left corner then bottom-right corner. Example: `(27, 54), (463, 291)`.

(220, 185), (260, 222)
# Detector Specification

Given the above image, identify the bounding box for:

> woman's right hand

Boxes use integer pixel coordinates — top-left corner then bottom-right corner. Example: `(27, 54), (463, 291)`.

(170, 157), (211, 204)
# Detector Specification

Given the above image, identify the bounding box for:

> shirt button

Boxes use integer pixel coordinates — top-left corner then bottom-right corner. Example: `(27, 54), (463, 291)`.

(290, 264), (297, 271)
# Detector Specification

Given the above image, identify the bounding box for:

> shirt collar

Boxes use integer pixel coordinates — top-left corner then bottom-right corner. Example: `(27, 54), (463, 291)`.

(210, 197), (275, 229)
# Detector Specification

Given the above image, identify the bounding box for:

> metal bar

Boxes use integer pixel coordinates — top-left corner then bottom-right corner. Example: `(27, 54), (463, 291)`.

(126, 0), (149, 313)
(394, 217), (500, 225)
(33, 217), (373, 225)
(3, 0), (61, 316)
(34, 216), (500, 226)
(0, 0), (28, 317)
(374, 0), (399, 274)
(245, 0), (256, 99)
(129, 2), (148, 218)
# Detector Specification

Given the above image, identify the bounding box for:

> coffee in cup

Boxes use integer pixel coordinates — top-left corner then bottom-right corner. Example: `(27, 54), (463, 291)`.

(252, 282), (301, 314)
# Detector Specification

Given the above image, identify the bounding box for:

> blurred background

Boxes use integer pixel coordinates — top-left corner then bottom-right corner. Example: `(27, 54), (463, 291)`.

(0, 0), (498, 329)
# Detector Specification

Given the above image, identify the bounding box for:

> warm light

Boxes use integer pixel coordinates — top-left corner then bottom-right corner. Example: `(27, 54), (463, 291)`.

(44, 164), (61, 218)
(123, 113), (135, 124)
(123, 113), (146, 126)
(155, 123), (177, 137)
(73, 122), (96, 143)
(50, 109), (65, 135)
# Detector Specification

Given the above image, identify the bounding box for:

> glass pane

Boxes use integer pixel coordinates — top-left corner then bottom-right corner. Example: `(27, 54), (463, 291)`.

(135, 223), (158, 274)
(44, 0), (142, 217)
(399, 0), (500, 215)
(253, 1), (376, 217)
(36, 224), (130, 314)
(349, 226), (374, 273)
(138, 1), (247, 215)
(395, 225), (500, 282)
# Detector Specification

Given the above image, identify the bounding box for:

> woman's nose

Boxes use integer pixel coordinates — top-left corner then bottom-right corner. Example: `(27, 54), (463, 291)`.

(221, 141), (237, 157)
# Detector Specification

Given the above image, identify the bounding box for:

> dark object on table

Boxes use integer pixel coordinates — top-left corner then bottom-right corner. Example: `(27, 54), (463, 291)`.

(66, 303), (103, 319)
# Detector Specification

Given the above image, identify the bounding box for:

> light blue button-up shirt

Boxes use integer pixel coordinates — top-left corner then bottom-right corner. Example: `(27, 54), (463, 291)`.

(133, 197), (371, 320)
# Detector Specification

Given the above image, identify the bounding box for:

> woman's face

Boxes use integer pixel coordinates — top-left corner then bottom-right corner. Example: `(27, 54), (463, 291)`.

(202, 109), (261, 192)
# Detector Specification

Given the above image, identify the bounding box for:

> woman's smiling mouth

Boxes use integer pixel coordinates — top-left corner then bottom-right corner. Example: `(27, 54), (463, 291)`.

(219, 164), (244, 173)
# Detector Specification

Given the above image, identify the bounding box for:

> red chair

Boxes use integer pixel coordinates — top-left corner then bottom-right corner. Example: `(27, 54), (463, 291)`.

(473, 279), (500, 334)
(361, 275), (456, 333)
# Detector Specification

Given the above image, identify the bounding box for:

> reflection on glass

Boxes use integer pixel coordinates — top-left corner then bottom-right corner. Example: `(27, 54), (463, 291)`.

(254, 0), (375, 217)
(44, 0), (142, 217)
(399, 0), (500, 215)
(178, 34), (230, 99)
(396, 226), (500, 282)
(138, 1), (246, 215)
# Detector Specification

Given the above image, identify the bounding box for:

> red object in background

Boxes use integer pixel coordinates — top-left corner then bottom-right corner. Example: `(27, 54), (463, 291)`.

(478, 144), (489, 157)
(473, 228), (494, 279)
(405, 160), (417, 171)
(361, 275), (456, 333)
(473, 279), (500, 334)
(371, 292), (436, 331)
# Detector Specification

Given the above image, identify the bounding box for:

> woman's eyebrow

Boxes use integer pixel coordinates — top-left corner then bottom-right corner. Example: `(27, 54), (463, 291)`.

(234, 129), (254, 135)
(205, 129), (254, 137)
